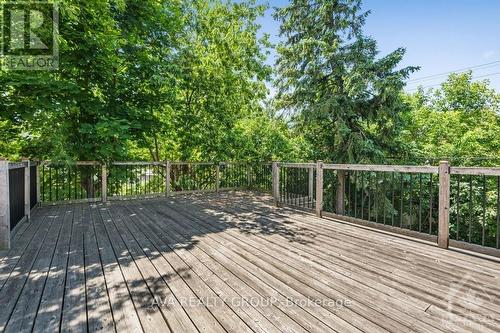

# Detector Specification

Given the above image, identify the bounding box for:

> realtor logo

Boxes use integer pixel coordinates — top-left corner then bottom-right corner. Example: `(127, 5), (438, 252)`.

(1, 1), (59, 70)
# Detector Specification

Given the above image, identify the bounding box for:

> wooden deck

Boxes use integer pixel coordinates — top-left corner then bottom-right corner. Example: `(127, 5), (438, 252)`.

(0, 192), (499, 333)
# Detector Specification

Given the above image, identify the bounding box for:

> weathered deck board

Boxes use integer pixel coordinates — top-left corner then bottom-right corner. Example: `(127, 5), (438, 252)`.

(0, 192), (499, 332)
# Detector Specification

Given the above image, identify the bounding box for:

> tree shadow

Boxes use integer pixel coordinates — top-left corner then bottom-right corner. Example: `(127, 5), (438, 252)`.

(3, 192), (498, 332)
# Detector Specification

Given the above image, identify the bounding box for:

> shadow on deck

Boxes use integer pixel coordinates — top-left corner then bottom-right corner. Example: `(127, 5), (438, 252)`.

(0, 192), (499, 333)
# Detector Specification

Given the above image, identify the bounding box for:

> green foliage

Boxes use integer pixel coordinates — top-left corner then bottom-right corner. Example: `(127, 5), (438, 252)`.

(274, 0), (418, 163)
(230, 110), (312, 161)
(0, 0), (498, 169)
(0, 0), (298, 163)
(166, 0), (274, 161)
(400, 72), (500, 165)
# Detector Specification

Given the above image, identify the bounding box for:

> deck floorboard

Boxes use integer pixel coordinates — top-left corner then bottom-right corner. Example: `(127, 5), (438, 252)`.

(0, 192), (499, 332)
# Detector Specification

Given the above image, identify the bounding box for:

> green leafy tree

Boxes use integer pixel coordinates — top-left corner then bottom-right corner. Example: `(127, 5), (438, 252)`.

(170, 0), (272, 161)
(400, 72), (500, 165)
(274, 0), (418, 163)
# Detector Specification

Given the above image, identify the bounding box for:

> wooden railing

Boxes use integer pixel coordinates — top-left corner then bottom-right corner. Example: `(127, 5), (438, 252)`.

(0, 160), (40, 249)
(1, 159), (498, 257)
(274, 161), (500, 257)
(37, 161), (272, 203)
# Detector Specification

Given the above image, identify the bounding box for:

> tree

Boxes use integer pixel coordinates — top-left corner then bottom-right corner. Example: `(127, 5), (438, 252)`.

(400, 72), (500, 166)
(274, 0), (418, 163)
(0, 0), (291, 164)
(169, 0), (272, 162)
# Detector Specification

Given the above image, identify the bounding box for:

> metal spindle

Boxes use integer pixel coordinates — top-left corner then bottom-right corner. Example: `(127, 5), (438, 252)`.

(456, 175), (461, 240)
(400, 173), (404, 228)
(468, 175), (473, 243)
(418, 174), (422, 232)
(382, 172), (386, 225)
(482, 175), (486, 246)
(391, 172), (395, 226)
(368, 172), (372, 221)
(429, 173), (433, 235)
(497, 176), (499, 249)
(361, 172), (364, 220)
(409, 174), (413, 230)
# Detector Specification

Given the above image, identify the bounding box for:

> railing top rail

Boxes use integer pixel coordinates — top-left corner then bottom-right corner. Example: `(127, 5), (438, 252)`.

(32, 161), (500, 176)
(171, 162), (216, 166)
(112, 161), (166, 166)
(450, 167), (500, 176)
(8, 161), (28, 170)
(322, 164), (439, 174)
(279, 162), (316, 169)
(41, 161), (101, 166)
(219, 161), (251, 165)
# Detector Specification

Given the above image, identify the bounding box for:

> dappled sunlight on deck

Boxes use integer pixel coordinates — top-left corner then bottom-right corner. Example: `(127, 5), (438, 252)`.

(0, 192), (499, 332)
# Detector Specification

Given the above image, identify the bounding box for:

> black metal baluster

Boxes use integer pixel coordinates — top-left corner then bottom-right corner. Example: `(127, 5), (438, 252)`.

(368, 172), (372, 221)
(90, 166), (94, 199)
(468, 175), (473, 243)
(79, 167), (83, 199)
(68, 166), (71, 200)
(429, 174), (433, 235)
(42, 165), (45, 202)
(482, 175), (486, 246)
(400, 173), (404, 228)
(456, 175), (461, 240)
(496, 176), (499, 249)
(135, 166), (138, 195)
(391, 172), (395, 226)
(419, 174), (423, 232)
(354, 171), (358, 218)
(361, 172), (365, 220)
(55, 167), (59, 201)
(347, 172), (351, 216)
(409, 174), (413, 230)
(375, 173), (379, 224)
(382, 172), (386, 225)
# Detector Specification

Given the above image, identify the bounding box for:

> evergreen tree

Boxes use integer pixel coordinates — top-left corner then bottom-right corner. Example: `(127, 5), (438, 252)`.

(274, 0), (418, 163)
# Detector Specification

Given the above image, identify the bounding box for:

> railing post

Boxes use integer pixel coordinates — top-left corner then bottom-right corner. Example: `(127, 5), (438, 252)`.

(308, 162), (314, 200)
(247, 163), (252, 190)
(101, 164), (107, 203)
(272, 161), (280, 206)
(438, 160), (450, 249)
(165, 161), (171, 196)
(215, 163), (220, 193)
(36, 161), (41, 205)
(336, 170), (345, 215)
(0, 160), (10, 250)
(23, 160), (30, 221)
(315, 160), (323, 217)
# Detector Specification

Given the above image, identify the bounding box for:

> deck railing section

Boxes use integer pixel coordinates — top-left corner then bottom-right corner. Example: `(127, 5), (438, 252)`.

(0, 160), (40, 249)
(170, 162), (217, 193)
(449, 168), (500, 250)
(272, 161), (499, 256)
(108, 162), (166, 198)
(277, 162), (316, 209)
(34, 161), (273, 206)
(40, 161), (102, 203)
(1, 159), (498, 256)
(247, 162), (272, 192)
(323, 165), (440, 237)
